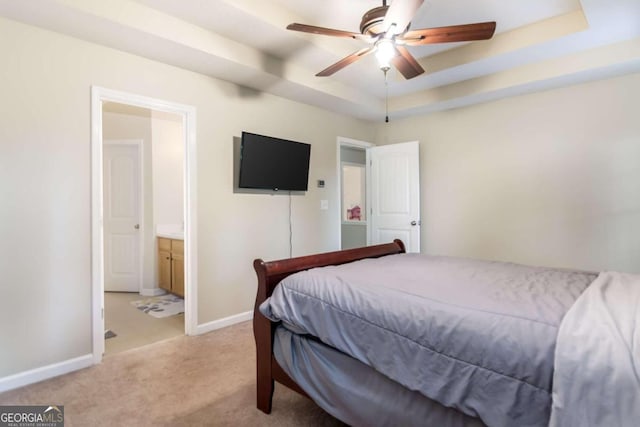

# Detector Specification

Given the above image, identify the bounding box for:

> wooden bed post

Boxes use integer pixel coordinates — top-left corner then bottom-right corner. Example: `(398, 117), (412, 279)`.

(252, 240), (406, 414)
(253, 258), (274, 414)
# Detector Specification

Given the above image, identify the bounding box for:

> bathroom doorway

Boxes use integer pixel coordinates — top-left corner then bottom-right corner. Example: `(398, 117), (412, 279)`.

(91, 87), (198, 363)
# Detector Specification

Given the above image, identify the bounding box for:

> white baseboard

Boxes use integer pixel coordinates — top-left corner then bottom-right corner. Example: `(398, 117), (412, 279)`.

(140, 288), (167, 296)
(195, 310), (253, 335)
(0, 354), (93, 393)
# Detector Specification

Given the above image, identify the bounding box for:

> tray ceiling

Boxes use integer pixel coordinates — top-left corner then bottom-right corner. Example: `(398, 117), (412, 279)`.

(0, 0), (638, 121)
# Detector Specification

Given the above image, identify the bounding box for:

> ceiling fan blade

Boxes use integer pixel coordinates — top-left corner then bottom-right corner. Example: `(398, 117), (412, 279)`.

(400, 21), (496, 45)
(391, 46), (425, 79)
(287, 23), (371, 41)
(316, 47), (375, 77)
(382, 0), (424, 35)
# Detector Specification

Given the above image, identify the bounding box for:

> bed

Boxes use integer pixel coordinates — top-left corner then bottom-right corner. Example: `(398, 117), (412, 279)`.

(252, 240), (640, 427)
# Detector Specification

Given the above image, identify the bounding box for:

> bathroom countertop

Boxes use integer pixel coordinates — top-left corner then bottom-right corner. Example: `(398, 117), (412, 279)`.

(156, 224), (184, 240)
(157, 232), (184, 240)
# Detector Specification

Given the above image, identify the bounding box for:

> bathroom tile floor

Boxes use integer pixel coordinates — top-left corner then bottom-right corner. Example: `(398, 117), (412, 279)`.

(104, 291), (184, 356)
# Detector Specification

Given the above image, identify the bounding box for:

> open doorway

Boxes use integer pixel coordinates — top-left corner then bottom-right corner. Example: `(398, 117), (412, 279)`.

(337, 137), (422, 253)
(101, 103), (185, 355)
(91, 87), (198, 364)
(337, 137), (373, 250)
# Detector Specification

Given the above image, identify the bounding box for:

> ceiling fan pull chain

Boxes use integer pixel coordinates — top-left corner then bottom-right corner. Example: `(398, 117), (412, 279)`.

(384, 70), (389, 123)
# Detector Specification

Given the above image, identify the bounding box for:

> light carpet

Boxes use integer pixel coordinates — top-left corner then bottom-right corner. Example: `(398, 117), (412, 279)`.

(0, 321), (345, 427)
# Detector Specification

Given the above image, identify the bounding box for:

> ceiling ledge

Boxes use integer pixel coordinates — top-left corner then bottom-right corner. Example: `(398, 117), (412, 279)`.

(414, 10), (589, 78)
(0, 0), (380, 115)
(391, 59), (640, 122)
(217, 0), (361, 60)
(390, 37), (640, 118)
(388, 5), (640, 100)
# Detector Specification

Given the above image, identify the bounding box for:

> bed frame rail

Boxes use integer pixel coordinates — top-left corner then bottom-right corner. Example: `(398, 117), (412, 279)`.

(252, 239), (406, 413)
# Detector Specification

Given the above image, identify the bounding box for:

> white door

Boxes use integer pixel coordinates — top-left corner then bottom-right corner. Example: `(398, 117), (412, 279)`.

(103, 142), (141, 292)
(368, 141), (421, 252)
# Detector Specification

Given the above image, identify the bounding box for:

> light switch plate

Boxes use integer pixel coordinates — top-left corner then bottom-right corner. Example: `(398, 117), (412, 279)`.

(320, 200), (328, 210)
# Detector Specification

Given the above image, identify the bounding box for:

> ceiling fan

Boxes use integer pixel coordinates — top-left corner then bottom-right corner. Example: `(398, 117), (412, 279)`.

(287, 0), (496, 79)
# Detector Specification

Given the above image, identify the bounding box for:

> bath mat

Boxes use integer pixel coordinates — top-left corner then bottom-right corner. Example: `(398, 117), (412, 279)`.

(131, 294), (184, 318)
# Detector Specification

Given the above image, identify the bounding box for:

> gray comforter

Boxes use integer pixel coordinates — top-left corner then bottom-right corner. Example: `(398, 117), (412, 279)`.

(260, 253), (596, 427)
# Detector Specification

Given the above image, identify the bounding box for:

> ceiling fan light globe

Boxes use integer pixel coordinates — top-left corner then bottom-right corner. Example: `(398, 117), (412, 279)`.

(375, 39), (396, 70)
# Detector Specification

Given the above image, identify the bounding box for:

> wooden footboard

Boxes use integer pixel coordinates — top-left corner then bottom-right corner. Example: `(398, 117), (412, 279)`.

(252, 239), (406, 413)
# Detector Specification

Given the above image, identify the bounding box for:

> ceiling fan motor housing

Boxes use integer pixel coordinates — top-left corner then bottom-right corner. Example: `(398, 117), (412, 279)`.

(360, 6), (411, 36)
(360, 6), (388, 35)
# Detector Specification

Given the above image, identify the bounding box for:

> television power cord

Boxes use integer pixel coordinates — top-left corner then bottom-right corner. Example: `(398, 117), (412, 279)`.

(289, 191), (293, 258)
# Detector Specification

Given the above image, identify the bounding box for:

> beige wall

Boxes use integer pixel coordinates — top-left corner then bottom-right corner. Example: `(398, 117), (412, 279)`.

(151, 111), (184, 228)
(376, 72), (640, 274)
(0, 17), (374, 377)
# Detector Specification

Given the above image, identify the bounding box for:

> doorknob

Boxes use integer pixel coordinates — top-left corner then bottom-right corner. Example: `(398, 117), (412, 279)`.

(410, 221), (417, 226)
(134, 224), (140, 229)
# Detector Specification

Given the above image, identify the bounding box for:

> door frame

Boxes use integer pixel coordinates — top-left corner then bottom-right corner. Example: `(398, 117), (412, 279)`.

(91, 86), (198, 364)
(336, 137), (374, 250)
(103, 139), (144, 293)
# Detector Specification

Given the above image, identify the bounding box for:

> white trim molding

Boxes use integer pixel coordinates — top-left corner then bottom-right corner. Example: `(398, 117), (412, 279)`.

(195, 311), (254, 336)
(0, 355), (93, 393)
(91, 86), (198, 368)
(338, 136), (375, 150)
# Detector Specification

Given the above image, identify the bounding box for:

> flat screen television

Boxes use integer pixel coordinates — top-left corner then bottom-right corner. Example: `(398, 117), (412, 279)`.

(239, 132), (311, 191)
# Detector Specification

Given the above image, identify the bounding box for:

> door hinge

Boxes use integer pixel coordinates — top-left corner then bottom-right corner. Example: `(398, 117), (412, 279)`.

(101, 308), (104, 319)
